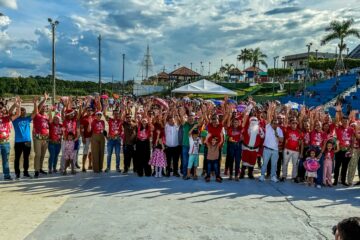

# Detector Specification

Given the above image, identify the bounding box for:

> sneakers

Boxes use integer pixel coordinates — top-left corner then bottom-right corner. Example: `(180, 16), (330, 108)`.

(316, 184), (322, 189)
(34, 171), (39, 178)
(23, 172), (32, 178)
(279, 177), (285, 182)
(271, 176), (279, 183)
(259, 175), (265, 182)
(15, 174), (20, 180)
(104, 168), (110, 173)
(4, 176), (13, 181)
(39, 169), (47, 175)
(116, 168), (121, 173)
(173, 172), (180, 177)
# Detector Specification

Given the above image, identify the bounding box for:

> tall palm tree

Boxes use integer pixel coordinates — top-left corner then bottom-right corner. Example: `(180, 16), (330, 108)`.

(220, 63), (235, 81)
(249, 47), (268, 68)
(237, 48), (252, 70)
(321, 18), (360, 70)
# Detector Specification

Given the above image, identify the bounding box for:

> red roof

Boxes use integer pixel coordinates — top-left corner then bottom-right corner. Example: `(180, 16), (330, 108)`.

(169, 66), (200, 76)
(228, 68), (244, 75)
(244, 66), (263, 72)
(157, 71), (169, 79)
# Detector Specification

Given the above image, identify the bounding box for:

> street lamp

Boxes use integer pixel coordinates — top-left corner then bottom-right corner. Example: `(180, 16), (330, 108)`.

(304, 42), (312, 105)
(272, 56), (279, 97)
(48, 18), (59, 105)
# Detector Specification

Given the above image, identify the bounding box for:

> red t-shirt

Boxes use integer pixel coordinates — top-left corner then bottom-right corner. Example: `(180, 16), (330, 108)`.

(310, 130), (327, 147)
(33, 114), (49, 136)
(63, 118), (78, 138)
(49, 122), (63, 142)
(303, 131), (311, 146)
(335, 126), (354, 148)
(108, 118), (122, 138)
(91, 119), (105, 134)
(80, 116), (92, 138)
(285, 128), (303, 151)
(0, 116), (11, 140)
(227, 126), (242, 142)
(207, 123), (223, 140)
(137, 124), (151, 141)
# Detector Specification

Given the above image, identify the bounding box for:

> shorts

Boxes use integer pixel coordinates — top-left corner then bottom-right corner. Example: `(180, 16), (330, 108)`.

(188, 154), (199, 169)
(83, 138), (91, 155)
(306, 171), (317, 178)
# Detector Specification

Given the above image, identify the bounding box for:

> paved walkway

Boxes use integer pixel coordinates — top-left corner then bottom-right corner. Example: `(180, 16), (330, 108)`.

(1, 172), (359, 240)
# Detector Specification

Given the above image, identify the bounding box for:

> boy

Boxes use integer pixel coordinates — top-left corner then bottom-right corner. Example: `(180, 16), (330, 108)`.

(184, 124), (202, 180)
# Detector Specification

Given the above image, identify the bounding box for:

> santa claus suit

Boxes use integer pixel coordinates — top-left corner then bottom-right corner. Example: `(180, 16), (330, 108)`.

(241, 117), (264, 177)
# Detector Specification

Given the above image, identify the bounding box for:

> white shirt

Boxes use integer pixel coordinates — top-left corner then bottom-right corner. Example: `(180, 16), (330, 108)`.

(165, 123), (179, 147)
(264, 123), (283, 151)
(188, 136), (201, 154)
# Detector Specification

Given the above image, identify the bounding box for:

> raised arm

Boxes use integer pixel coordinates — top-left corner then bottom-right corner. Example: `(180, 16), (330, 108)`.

(31, 96), (39, 119)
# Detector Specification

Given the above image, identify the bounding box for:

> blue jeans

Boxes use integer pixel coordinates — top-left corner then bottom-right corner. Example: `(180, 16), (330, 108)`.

(207, 160), (220, 177)
(261, 147), (279, 178)
(107, 139), (121, 169)
(0, 143), (10, 178)
(48, 142), (61, 170)
(226, 142), (242, 176)
(181, 146), (190, 176)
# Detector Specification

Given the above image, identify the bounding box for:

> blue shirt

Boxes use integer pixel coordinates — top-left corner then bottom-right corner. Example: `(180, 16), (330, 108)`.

(12, 116), (32, 143)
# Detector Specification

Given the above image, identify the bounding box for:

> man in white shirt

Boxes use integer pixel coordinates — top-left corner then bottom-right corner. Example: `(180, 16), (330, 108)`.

(259, 119), (284, 182)
(165, 116), (180, 177)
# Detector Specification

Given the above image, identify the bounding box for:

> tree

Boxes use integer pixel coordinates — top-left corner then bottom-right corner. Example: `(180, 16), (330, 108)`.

(220, 63), (235, 80)
(321, 18), (360, 70)
(268, 68), (293, 90)
(249, 47), (268, 68)
(237, 48), (252, 70)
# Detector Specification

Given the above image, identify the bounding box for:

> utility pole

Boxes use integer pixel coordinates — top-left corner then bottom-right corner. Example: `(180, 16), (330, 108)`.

(272, 56), (279, 97)
(48, 18), (59, 105)
(98, 34), (102, 93)
(122, 53), (125, 97)
(190, 62), (192, 70)
(304, 42), (312, 105)
(208, 61), (211, 76)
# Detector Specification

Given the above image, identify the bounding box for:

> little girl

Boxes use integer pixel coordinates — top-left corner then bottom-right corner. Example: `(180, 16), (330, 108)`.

(323, 140), (336, 187)
(149, 143), (167, 178)
(63, 132), (76, 175)
(304, 148), (320, 187)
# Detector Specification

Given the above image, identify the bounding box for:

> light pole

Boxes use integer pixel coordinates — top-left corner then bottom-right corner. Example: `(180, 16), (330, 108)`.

(48, 18), (59, 105)
(315, 49), (318, 60)
(190, 62), (192, 70)
(98, 34), (102, 93)
(208, 61), (211, 76)
(122, 54), (125, 98)
(272, 56), (279, 97)
(304, 42), (312, 105)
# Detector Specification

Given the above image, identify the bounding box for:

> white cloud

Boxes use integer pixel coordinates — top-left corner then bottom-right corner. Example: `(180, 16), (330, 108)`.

(0, 0), (17, 9)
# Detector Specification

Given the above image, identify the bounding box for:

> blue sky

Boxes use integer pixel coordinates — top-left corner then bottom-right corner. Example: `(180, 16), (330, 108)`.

(0, 0), (360, 83)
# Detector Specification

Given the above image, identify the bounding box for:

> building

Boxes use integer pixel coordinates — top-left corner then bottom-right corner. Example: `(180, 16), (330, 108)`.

(283, 52), (337, 80)
(227, 68), (244, 82)
(169, 66), (201, 84)
(348, 44), (360, 59)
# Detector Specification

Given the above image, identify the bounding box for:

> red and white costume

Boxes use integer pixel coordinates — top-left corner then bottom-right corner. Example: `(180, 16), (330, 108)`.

(241, 117), (265, 167)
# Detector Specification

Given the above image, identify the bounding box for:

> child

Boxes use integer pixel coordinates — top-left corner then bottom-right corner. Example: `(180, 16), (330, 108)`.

(322, 140), (337, 187)
(303, 148), (320, 187)
(185, 125), (202, 180)
(63, 132), (76, 175)
(149, 143), (167, 178)
(205, 137), (222, 183)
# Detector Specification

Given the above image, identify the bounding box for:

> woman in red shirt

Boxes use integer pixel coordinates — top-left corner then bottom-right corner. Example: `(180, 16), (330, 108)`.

(225, 117), (242, 180)
(135, 118), (152, 177)
(89, 111), (105, 173)
(48, 114), (63, 173)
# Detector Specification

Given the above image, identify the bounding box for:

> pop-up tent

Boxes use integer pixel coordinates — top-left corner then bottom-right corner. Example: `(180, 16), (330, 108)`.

(172, 79), (237, 95)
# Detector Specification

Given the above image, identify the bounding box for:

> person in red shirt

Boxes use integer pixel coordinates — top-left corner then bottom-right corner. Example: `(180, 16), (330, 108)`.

(32, 94), (50, 178)
(89, 111), (105, 173)
(80, 107), (93, 172)
(281, 119), (303, 182)
(48, 114), (63, 173)
(104, 108), (123, 172)
(334, 116), (353, 186)
(225, 117), (242, 180)
(135, 118), (152, 177)
(205, 115), (224, 176)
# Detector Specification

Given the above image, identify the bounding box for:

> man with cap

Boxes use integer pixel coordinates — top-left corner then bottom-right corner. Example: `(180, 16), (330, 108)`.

(88, 111), (106, 173)
(80, 106), (93, 172)
(122, 113), (137, 173)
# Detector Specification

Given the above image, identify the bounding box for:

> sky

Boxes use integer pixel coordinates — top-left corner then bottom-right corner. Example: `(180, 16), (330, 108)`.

(0, 0), (360, 83)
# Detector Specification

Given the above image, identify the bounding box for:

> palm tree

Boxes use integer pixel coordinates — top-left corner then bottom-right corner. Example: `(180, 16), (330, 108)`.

(237, 48), (252, 70)
(249, 47), (268, 68)
(220, 63), (235, 82)
(321, 18), (360, 70)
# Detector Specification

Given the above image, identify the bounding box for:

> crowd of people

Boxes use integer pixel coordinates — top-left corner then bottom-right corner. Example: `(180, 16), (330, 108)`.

(0, 92), (360, 188)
